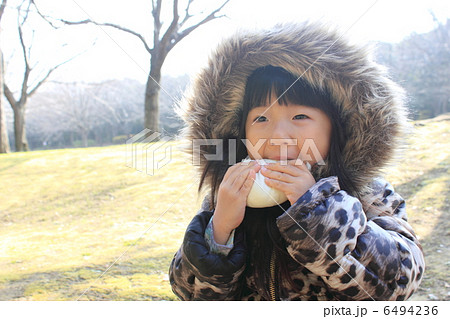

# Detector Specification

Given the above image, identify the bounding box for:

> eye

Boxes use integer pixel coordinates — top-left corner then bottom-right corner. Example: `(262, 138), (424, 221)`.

(253, 115), (267, 123)
(293, 114), (308, 120)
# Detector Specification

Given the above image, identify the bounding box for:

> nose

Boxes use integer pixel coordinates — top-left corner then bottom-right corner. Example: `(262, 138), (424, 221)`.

(269, 138), (296, 145)
(268, 121), (296, 144)
(266, 122), (298, 161)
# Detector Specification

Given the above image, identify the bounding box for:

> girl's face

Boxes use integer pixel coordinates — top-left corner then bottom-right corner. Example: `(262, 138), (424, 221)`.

(245, 96), (332, 164)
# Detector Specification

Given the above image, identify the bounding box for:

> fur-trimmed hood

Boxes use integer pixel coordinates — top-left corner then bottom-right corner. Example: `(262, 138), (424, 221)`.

(178, 22), (408, 199)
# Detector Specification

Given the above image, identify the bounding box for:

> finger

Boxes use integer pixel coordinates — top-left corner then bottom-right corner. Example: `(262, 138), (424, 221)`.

(264, 177), (290, 193)
(230, 162), (260, 190)
(291, 158), (312, 171)
(273, 159), (312, 173)
(240, 168), (256, 194)
(265, 161), (303, 177)
(260, 165), (296, 183)
(223, 160), (258, 183)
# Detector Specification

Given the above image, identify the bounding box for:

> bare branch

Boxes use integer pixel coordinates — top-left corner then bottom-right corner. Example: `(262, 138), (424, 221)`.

(0, 0), (7, 22)
(27, 29), (35, 60)
(180, 0), (194, 27)
(101, 21), (153, 53)
(28, 49), (86, 97)
(152, 0), (162, 48)
(30, 0), (59, 29)
(159, 0), (180, 53)
(17, 2), (31, 104)
(168, 0), (229, 52)
(56, 18), (90, 25)
(9, 2), (96, 102)
(58, 18), (154, 54)
(3, 83), (16, 108)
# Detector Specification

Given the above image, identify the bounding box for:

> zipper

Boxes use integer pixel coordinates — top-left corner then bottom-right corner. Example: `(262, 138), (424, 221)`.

(269, 249), (276, 301)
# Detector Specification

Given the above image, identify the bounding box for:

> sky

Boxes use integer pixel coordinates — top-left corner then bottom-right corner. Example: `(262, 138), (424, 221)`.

(2, 0), (449, 85)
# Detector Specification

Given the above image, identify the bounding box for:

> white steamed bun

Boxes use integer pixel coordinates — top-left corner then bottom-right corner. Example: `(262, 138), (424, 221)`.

(242, 158), (288, 208)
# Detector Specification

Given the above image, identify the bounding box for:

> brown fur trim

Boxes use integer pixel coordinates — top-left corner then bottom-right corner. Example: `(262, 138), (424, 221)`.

(177, 21), (408, 199)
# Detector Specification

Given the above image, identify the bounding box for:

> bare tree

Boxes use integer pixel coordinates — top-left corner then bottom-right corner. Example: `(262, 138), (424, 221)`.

(48, 0), (230, 133)
(31, 82), (103, 148)
(52, 83), (103, 147)
(90, 80), (143, 136)
(3, 0), (81, 151)
(376, 16), (449, 119)
(0, 0), (10, 153)
(26, 79), (144, 148)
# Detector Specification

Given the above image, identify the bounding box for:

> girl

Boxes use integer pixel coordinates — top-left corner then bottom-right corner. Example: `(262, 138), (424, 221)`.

(169, 22), (425, 301)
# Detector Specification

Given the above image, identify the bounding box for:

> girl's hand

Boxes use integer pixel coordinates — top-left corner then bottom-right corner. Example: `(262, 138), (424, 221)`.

(260, 160), (315, 205)
(213, 161), (261, 245)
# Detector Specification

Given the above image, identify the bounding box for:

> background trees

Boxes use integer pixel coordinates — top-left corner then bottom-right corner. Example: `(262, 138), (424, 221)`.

(23, 76), (188, 150)
(53, 0), (229, 134)
(1, 2), (448, 152)
(1, 0), (229, 152)
(2, 0), (84, 152)
(376, 18), (449, 119)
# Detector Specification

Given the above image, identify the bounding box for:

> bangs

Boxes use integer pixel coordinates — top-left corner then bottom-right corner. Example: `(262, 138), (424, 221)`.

(237, 65), (352, 195)
(237, 65), (342, 167)
(243, 65), (332, 110)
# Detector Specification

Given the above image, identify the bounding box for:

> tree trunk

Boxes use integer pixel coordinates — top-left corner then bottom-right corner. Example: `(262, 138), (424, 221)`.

(0, 48), (10, 153)
(145, 57), (163, 133)
(0, 96), (9, 153)
(0, 99), (9, 153)
(13, 105), (28, 151)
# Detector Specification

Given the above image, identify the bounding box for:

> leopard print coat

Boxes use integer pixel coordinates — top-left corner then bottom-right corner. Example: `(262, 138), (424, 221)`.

(170, 22), (425, 300)
(169, 177), (424, 300)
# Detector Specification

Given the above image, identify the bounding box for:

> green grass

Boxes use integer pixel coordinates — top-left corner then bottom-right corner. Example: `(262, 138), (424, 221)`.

(0, 114), (449, 300)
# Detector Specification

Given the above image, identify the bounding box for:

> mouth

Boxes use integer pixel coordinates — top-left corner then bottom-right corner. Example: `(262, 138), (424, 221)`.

(268, 156), (296, 161)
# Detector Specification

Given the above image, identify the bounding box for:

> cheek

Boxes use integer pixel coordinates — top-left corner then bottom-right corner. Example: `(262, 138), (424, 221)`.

(318, 126), (332, 158)
(245, 121), (265, 144)
(312, 113), (332, 159)
(319, 136), (331, 158)
(245, 126), (255, 145)
(245, 127), (267, 159)
(299, 127), (331, 162)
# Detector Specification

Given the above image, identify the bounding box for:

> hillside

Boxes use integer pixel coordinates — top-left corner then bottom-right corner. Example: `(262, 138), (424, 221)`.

(0, 114), (448, 300)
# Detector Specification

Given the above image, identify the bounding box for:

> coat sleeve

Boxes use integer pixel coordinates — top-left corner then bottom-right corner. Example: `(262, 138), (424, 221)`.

(169, 209), (247, 300)
(276, 176), (425, 301)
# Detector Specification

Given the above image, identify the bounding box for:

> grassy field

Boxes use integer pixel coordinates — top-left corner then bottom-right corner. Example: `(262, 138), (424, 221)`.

(0, 114), (449, 301)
